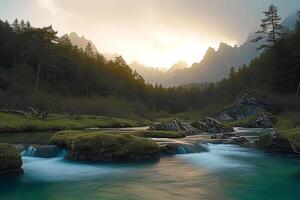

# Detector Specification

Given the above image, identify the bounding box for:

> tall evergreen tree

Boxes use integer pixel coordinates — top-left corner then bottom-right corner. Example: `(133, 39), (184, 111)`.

(85, 42), (94, 57)
(252, 4), (283, 49)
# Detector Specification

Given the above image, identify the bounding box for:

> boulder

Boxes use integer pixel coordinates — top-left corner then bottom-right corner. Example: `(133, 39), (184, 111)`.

(256, 133), (294, 154)
(150, 120), (200, 135)
(217, 92), (269, 121)
(191, 117), (234, 134)
(0, 143), (23, 175)
(159, 143), (179, 155)
(255, 113), (276, 128)
(51, 131), (160, 162)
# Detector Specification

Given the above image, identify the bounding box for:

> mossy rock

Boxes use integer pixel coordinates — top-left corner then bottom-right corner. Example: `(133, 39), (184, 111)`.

(50, 131), (160, 162)
(0, 143), (23, 175)
(257, 134), (273, 147)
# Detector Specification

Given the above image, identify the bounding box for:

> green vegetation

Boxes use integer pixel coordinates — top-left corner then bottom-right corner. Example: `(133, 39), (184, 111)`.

(132, 131), (185, 138)
(225, 115), (258, 128)
(0, 132), (54, 145)
(257, 134), (273, 147)
(0, 112), (148, 133)
(0, 143), (23, 175)
(50, 130), (160, 161)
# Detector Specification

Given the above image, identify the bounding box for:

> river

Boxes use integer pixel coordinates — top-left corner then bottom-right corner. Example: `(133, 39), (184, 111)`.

(1, 142), (300, 200)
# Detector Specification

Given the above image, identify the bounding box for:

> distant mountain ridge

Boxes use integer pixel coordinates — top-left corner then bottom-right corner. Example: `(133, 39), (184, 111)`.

(131, 34), (260, 86)
(67, 13), (299, 87)
(68, 32), (99, 54)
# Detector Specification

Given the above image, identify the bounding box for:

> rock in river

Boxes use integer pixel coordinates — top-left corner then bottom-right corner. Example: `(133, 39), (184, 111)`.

(0, 143), (23, 175)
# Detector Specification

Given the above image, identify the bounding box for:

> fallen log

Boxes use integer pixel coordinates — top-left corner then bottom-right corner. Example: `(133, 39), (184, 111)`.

(1, 109), (26, 117)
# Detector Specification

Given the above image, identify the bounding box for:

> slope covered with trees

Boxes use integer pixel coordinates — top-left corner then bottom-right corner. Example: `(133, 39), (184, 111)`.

(0, 19), (208, 116)
(0, 5), (299, 118)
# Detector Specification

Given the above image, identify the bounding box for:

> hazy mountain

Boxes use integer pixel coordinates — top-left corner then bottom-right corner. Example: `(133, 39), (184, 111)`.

(130, 61), (167, 84)
(131, 34), (260, 86)
(168, 61), (189, 74)
(68, 32), (99, 53)
(131, 13), (298, 87)
(282, 12), (299, 29)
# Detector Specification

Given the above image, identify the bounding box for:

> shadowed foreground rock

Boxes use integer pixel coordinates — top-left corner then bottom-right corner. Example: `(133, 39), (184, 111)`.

(0, 143), (23, 175)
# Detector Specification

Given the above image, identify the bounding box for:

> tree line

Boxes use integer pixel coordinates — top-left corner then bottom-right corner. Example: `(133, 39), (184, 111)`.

(0, 4), (299, 117)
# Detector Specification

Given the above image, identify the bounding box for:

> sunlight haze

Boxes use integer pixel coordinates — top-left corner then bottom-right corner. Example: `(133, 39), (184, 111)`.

(1, 0), (299, 68)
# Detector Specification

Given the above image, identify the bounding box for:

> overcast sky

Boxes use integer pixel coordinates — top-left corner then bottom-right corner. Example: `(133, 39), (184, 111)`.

(1, 0), (300, 68)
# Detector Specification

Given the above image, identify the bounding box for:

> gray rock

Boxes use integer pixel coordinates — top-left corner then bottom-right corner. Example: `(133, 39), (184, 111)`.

(151, 120), (200, 135)
(217, 92), (269, 121)
(191, 117), (234, 134)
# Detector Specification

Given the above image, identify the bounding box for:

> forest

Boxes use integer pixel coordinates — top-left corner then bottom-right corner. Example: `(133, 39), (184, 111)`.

(0, 12), (299, 118)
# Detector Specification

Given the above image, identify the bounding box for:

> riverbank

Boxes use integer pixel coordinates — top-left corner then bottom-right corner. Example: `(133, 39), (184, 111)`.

(0, 112), (150, 133)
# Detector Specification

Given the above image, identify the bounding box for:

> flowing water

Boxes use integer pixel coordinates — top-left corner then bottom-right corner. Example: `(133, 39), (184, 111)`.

(1, 143), (300, 200)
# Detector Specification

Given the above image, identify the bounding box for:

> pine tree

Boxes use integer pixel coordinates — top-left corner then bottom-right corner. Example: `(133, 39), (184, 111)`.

(25, 21), (31, 30)
(20, 20), (25, 31)
(252, 4), (283, 49)
(11, 18), (20, 32)
(85, 42), (94, 57)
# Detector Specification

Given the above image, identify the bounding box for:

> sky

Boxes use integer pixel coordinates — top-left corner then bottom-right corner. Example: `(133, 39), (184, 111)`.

(0, 0), (300, 69)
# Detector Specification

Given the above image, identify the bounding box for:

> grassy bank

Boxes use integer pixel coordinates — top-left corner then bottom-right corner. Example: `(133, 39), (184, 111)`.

(0, 112), (150, 133)
(0, 132), (55, 145)
(256, 112), (300, 151)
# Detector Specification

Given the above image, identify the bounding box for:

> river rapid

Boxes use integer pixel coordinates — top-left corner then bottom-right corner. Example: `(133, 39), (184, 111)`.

(1, 141), (300, 200)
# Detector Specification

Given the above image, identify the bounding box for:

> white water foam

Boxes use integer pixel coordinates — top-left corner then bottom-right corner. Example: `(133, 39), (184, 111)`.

(176, 144), (259, 172)
(21, 156), (127, 182)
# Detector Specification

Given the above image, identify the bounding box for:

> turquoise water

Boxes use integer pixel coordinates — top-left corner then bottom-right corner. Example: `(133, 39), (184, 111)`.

(1, 144), (300, 200)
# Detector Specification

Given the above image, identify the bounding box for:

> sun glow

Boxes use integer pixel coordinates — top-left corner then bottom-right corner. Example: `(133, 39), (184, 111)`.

(110, 31), (237, 69)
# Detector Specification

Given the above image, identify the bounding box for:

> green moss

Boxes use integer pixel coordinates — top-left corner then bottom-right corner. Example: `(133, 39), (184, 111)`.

(257, 134), (273, 147)
(278, 127), (300, 148)
(225, 115), (258, 128)
(0, 112), (149, 133)
(50, 130), (160, 161)
(0, 143), (23, 174)
(132, 131), (185, 138)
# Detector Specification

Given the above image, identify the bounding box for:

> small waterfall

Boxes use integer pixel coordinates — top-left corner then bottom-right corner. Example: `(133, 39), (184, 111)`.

(21, 145), (65, 158)
(176, 142), (209, 154)
(177, 145), (188, 154)
(21, 145), (37, 157)
(58, 149), (67, 158)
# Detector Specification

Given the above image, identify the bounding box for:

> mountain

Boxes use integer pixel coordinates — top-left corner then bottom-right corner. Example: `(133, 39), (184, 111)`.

(168, 61), (189, 73)
(282, 12), (299, 30)
(131, 34), (261, 86)
(132, 13), (299, 87)
(68, 32), (99, 53)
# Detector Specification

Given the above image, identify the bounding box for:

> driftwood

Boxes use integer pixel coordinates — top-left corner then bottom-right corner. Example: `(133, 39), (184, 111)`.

(1, 109), (26, 117)
(27, 107), (48, 119)
(288, 139), (300, 154)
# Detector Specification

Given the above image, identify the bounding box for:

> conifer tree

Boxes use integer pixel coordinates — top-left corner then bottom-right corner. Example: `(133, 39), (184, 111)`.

(252, 4), (283, 49)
